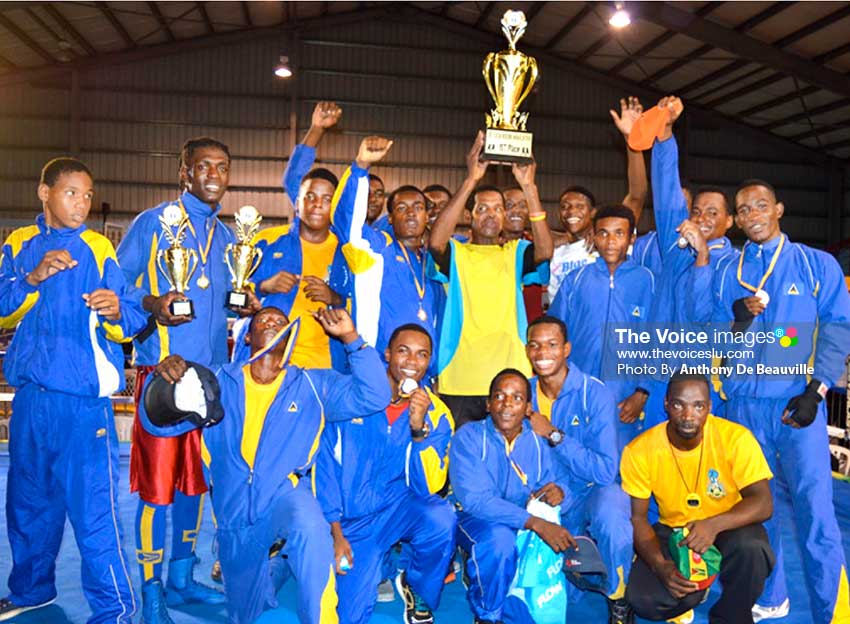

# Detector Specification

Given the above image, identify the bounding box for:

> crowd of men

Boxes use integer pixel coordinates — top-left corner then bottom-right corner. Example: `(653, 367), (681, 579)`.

(0, 95), (849, 624)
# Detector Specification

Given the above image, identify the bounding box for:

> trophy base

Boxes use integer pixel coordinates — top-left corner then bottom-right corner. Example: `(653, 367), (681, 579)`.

(226, 290), (248, 311)
(170, 298), (194, 318)
(483, 128), (533, 164)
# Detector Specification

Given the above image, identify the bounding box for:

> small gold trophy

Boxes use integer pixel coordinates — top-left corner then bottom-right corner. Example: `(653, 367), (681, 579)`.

(482, 9), (539, 163)
(225, 205), (263, 310)
(157, 204), (198, 317)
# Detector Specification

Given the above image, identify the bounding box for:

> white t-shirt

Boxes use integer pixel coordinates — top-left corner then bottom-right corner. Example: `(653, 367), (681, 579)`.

(548, 240), (598, 301)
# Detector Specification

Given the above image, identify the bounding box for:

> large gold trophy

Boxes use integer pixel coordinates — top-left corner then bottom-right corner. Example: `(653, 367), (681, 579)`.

(482, 9), (539, 163)
(225, 205), (263, 310)
(157, 203), (198, 317)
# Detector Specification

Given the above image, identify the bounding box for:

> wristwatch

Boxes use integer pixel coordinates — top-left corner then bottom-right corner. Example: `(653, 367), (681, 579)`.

(547, 428), (565, 447)
(410, 420), (431, 439)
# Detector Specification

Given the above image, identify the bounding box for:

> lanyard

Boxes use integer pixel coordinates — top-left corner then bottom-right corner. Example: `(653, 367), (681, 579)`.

(736, 236), (784, 294)
(178, 199), (217, 267)
(397, 241), (426, 302)
(504, 438), (528, 486)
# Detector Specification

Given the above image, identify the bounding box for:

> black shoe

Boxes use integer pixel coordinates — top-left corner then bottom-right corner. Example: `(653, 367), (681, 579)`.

(607, 597), (635, 624)
(395, 571), (434, 624)
(473, 620), (502, 624)
(0, 597), (56, 622)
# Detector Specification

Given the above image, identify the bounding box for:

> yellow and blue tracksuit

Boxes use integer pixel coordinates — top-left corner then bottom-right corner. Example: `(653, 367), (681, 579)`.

(0, 215), (146, 623)
(642, 136), (739, 422)
(315, 388), (456, 624)
(450, 418), (565, 623)
(712, 232), (850, 623)
(530, 363), (631, 601)
(329, 162), (443, 378)
(139, 335), (390, 624)
(549, 257), (655, 448)
(117, 189), (236, 368)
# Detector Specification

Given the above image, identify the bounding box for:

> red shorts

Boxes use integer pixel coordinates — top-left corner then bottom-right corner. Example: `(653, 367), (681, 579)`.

(129, 366), (208, 506)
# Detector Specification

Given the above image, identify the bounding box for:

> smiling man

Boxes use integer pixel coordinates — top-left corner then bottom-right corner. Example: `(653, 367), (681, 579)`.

(450, 368), (575, 624)
(710, 179), (850, 623)
(316, 324), (456, 624)
(0, 158), (145, 623)
(429, 132), (553, 428)
(621, 373), (774, 624)
(119, 137), (240, 622)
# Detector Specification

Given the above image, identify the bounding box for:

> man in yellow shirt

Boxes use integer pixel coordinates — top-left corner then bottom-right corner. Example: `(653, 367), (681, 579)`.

(620, 373), (774, 624)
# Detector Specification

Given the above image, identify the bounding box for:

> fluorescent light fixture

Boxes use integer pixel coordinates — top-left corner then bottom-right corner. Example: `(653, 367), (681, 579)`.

(274, 55), (292, 78)
(609, 3), (631, 28)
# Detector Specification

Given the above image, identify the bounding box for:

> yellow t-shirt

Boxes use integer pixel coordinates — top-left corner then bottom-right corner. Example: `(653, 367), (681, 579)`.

(289, 233), (338, 369)
(620, 415), (773, 527)
(241, 366), (287, 470)
(536, 380), (554, 421)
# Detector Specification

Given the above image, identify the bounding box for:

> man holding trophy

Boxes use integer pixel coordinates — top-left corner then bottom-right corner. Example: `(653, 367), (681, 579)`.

(118, 137), (256, 624)
(429, 10), (552, 429)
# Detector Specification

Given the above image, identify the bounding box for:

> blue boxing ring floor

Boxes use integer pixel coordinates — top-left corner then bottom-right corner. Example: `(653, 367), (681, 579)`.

(1, 443), (850, 623)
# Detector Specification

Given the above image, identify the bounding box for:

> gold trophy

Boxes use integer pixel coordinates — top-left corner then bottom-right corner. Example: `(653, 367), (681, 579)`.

(157, 203), (198, 317)
(225, 205), (263, 310)
(482, 9), (539, 163)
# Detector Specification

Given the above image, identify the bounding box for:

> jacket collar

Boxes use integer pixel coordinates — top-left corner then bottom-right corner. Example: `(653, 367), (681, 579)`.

(37, 213), (86, 238)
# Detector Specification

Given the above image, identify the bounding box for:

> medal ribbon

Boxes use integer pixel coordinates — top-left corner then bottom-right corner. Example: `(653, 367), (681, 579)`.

(178, 199), (217, 267)
(736, 235), (784, 294)
(397, 241), (426, 303)
(504, 438), (528, 486)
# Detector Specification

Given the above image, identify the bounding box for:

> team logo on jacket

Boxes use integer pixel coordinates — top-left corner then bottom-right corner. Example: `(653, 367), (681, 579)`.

(630, 305), (644, 318)
(273, 252), (283, 259)
(288, 401), (298, 412)
(570, 415), (580, 426)
(706, 469), (726, 499)
(785, 282), (800, 295)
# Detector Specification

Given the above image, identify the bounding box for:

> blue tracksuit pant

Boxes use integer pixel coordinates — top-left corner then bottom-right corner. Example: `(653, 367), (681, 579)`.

(217, 480), (337, 624)
(6, 384), (136, 624)
(337, 492), (456, 624)
(562, 484), (631, 600)
(726, 396), (849, 624)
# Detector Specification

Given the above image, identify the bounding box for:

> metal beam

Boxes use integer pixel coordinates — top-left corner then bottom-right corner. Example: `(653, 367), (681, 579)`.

(240, 1), (253, 27)
(700, 69), (780, 110)
(633, 1), (850, 100)
(606, 1), (723, 77)
(762, 98), (850, 132)
(196, 2), (214, 34)
(523, 2), (547, 28)
(827, 158), (843, 245)
(147, 1), (176, 42)
(24, 7), (77, 58)
(96, 2), (135, 48)
(473, 2), (495, 28)
(0, 53), (17, 69)
(544, 2), (592, 50)
(43, 4), (97, 56)
(0, 11), (55, 63)
(821, 137), (850, 152)
(790, 119), (850, 143)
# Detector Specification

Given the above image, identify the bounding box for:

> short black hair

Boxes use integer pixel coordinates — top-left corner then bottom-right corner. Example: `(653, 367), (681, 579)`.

(692, 185), (731, 215)
(180, 137), (231, 170)
(387, 185), (425, 213)
(466, 184), (505, 212)
(559, 185), (596, 208)
(527, 315), (568, 342)
(423, 184), (451, 196)
(368, 173), (384, 187)
(303, 168), (339, 189)
(503, 185), (523, 194)
(489, 368), (531, 401)
(666, 372), (710, 398)
(388, 323), (433, 351)
(40, 157), (93, 187)
(248, 306), (288, 333)
(593, 204), (635, 233)
(736, 178), (777, 203)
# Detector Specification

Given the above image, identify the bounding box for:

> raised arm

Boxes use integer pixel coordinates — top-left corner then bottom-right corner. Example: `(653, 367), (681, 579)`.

(429, 131), (490, 255)
(611, 97), (648, 225)
(649, 96), (687, 257)
(512, 159), (553, 263)
(282, 101), (342, 202)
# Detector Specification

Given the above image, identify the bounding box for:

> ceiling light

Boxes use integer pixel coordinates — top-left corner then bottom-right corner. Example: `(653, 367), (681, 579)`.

(609, 3), (631, 28)
(274, 55), (292, 79)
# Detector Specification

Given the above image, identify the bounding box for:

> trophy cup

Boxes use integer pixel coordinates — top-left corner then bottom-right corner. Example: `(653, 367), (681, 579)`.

(482, 10), (539, 163)
(225, 205), (263, 311)
(157, 204), (198, 317)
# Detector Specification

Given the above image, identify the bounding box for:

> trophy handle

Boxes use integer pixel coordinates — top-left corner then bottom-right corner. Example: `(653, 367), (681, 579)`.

(186, 249), (199, 284)
(224, 243), (235, 285)
(248, 247), (263, 279)
(482, 52), (500, 109)
(156, 249), (175, 292)
(513, 56), (538, 115)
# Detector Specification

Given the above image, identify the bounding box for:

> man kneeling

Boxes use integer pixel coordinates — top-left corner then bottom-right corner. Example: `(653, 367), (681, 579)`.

(620, 373), (774, 623)
(315, 324), (456, 624)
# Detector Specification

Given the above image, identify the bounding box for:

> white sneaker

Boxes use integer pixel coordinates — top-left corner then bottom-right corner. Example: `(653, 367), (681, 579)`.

(377, 578), (395, 602)
(666, 610), (694, 624)
(752, 598), (790, 622)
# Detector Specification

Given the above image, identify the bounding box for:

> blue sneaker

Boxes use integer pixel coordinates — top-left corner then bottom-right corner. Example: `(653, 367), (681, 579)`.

(141, 581), (174, 624)
(166, 556), (225, 606)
